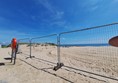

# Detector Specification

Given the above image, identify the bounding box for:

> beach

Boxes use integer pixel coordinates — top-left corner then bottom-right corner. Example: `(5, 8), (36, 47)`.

(0, 45), (118, 83)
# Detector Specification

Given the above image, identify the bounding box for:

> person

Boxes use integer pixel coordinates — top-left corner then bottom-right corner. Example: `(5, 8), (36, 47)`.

(11, 38), (17, 51)
(11, 38), (17, 64)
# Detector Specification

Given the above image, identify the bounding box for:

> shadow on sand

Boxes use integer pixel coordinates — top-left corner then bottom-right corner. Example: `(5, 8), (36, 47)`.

(31, 57), (118, 82)
(18, 53), (35, 59)
(19, 54), (118, 82)
(4, 58), (11, 60)
(19, 59), (74, 83)
(0, 63), (5, 66)
(0, 57), (15, 66)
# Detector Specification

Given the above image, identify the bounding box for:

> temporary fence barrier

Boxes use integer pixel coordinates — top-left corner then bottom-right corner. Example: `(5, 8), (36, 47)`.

(17, 23), (118, 81)
(58, 23), (118, 81)
(30, 34), (58, 64)
(17, 38), (30, 57)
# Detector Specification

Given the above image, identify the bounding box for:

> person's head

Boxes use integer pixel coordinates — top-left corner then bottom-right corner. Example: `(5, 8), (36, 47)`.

(12, 38), (16, 42)
(12, 38), (16, 40)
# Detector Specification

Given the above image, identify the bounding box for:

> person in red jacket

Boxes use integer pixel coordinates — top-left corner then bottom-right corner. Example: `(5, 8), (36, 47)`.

(11, 38), (17, 64)
(11, 38), (17, 51)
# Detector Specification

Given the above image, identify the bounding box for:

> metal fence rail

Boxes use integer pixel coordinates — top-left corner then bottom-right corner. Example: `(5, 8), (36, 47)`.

(17, 22), (118, 81)
(58, 22), (118, 81)
(56, 23), (118, 69)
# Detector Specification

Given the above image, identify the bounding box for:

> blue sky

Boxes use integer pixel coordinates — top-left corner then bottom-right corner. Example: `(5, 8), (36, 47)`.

(0, 0), (118, 44)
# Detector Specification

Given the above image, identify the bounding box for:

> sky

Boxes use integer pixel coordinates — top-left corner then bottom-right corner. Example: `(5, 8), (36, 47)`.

(0, 0), (118, 44)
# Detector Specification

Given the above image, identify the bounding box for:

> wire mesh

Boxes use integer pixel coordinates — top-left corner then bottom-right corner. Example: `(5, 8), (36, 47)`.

(18, 38), (30, 57)
(59, 23), (118, 80)
(31, 34), (57, 64)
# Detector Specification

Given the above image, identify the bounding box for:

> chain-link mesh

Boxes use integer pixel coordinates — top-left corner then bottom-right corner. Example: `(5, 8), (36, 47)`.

(18, 38), (30, 57)
(59, 23), (118, 80)
(31, 34), (57, 64)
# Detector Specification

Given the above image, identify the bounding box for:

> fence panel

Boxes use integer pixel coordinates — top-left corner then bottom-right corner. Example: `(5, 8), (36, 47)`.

(31, 34), (57, 64)
(18, 38), (30, 57)
(59, 23), (118, 80)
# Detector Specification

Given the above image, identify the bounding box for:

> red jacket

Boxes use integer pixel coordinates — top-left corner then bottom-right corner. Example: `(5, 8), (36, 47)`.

(11, 38), (17, 50)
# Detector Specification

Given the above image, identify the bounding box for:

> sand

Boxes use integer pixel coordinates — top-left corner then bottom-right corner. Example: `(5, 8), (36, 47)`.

(0, 45), (118, 83)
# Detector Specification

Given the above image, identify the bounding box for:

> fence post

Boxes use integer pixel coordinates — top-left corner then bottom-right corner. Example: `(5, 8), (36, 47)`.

(29, 39), (32, 58)
(57, 34), (61, 64)
(17, 40), (19, 54)
(53, 34), (64, 71)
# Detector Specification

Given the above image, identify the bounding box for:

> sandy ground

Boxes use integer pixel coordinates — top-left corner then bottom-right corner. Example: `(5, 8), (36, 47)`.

(0, 45), (118, 83)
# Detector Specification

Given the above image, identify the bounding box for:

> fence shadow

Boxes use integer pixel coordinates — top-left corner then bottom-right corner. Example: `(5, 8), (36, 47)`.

(30, 57), (118, 82)
(18, 54), (117, 82)
(33, 57), (56, 65)
(20, 53), (29, 56)
(18, 53), (33, 59)
(19, 59), (74, 83)
(63, 65), (118, 81)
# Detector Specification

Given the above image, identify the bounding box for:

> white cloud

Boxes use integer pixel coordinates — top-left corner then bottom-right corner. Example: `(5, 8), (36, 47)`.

(113, 0), (118, 3)
(110, 0), (118, 5)
(53, 11), (64, 20)
(0, 29), (30, 38)
(89, 0), (100, 5)
(0, 29), (30, 43)
(90, 5), (98, 11)
(36, 0), (55, 14)
(35, 0), (65, 25)
(50, 20), (66, 26)
(62, 37), (66, 40)
(81, 0), (102, 12)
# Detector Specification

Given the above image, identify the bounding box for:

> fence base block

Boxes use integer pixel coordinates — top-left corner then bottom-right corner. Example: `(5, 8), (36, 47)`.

(53, 63), (64, 71)
(25, 56), (35, 59)
(30, 56), (35, 58)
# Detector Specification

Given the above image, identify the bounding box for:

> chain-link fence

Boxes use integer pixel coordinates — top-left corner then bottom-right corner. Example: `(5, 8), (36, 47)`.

(30, 34), (58, 64)
(58, 23), (118, 80)
(17, 38), (30, 57)
(17, 23), (118, 81)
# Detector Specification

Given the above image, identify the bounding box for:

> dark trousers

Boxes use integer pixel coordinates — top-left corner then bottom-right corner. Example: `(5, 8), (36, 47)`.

(11, 49), (17, 65)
